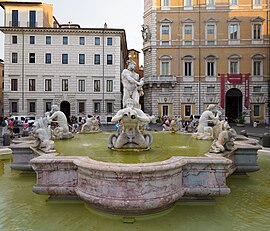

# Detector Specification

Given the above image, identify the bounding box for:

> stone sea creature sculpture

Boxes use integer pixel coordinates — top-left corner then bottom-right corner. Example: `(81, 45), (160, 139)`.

(81, 115), (101, 133)
(139, 114), (155, 133)
(108, 99), (152, 149)
(48, 105), (73, 139)
(210, 128), (237, 153)
(109, 60), (153, 150)
(31, 116), (55, 152)
(193, 104), (221, 140)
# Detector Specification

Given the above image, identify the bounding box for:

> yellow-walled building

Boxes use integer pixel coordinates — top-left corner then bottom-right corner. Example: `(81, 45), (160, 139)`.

(143, 0), (270, 124)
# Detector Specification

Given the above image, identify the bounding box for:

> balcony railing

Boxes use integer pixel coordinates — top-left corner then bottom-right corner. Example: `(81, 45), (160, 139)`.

(145, 75), (176, 83)
(8, 21), (39, 27)
(27, 21), (38, 28)
(144, 75), (177, 87)
(9, 21), (20, 27)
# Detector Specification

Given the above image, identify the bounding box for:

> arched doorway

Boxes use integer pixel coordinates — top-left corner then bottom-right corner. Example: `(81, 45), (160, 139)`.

(225, 88), (242, 123)
(60, 101), (70, 121)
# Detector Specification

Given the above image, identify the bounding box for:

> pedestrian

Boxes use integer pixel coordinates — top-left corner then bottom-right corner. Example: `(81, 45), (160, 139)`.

(23, 119), (29, 132)
(1, 117), (8, 136)
(9, 118), (14, 138)
(13, 117), (20, 137)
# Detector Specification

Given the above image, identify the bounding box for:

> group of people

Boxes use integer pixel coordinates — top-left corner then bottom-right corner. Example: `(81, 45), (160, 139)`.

(69, 115), (101, 133)
(1, 116), (30, 138)
(161, 115), (199, 132)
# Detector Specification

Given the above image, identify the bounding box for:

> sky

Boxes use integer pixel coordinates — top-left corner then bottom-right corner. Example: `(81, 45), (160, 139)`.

(0, 0), (144, 64)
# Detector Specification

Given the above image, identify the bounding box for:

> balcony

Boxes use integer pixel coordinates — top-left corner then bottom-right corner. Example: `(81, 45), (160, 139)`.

(27, 21), (38, 28)
(9, 21), (20, 27)
(144, 75), (177, 87)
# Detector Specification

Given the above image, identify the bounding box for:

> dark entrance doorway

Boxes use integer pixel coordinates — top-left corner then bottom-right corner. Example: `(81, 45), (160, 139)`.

(225, 88), (242, 123)
(60, 101), (70, 121)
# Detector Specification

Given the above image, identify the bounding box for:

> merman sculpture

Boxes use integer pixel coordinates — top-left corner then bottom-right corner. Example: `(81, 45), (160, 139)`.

(193, 104), (221, 140)
(48, 105), (73, 139)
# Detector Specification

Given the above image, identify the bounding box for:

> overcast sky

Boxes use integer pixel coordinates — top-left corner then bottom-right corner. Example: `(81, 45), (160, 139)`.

(0, 0), (144, 64)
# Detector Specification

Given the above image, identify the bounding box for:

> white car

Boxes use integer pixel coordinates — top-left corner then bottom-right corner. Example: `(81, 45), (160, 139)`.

(9, 116), (36, 126)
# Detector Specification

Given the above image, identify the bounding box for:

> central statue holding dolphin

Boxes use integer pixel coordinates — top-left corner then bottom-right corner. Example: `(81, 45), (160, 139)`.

(108, 60), (153, 150)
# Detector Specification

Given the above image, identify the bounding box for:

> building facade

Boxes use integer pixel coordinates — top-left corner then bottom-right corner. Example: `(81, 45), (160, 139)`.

(0, 60), (3, 118)
(143, 0), (270, 123)
(0, 1), (128, 123)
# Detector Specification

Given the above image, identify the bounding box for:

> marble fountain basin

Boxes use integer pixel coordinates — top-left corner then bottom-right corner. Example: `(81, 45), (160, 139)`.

(10, 132), (260, 215)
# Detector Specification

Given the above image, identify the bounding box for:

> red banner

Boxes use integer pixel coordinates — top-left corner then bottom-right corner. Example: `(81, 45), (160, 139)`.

(227, 74), (242, 84)
(244, 74), (250, 109)
(220, 74), (225, 109)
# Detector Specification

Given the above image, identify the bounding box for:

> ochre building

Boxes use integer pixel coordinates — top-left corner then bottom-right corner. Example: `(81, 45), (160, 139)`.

(143, 0), (270, 124)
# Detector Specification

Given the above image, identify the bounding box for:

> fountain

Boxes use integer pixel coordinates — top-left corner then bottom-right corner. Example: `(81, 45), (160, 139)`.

(108, 60), (152, 150)
(7, 61), (261, 217)
(80, 115), (101, 133)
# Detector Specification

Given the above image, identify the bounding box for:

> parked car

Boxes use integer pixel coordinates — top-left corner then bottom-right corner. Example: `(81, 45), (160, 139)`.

(9, 116), (36, 126)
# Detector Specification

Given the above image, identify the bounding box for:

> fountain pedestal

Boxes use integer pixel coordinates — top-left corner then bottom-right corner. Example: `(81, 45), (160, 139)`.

(31, 154), (231, 215)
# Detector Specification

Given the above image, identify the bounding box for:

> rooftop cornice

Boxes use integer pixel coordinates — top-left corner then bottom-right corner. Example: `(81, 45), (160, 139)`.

(0, 27), (126, 35)
(0, 1), (42, 9)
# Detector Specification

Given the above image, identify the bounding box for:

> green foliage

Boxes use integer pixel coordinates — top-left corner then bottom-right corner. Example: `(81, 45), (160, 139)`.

(237, 112), (246, 124)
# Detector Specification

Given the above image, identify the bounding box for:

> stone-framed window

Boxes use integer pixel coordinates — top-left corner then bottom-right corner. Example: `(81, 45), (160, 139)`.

(107, 54), (113, 65)
(106, 102), (113, 114)
(44, 101), (52, 112)
(160, 24), (170, 45)
(10, 101), (18, 113)
(62, 79), (68, 91)
(29, 36), (35, 44)
(107, 37), (112, 45)
(45, 79), (52, 91)
(45, 53), (51, 64)
(29, 79), (36, 91)
(159, 55), (172, 76)
(46, 36), (51, 45)
(79, 37), (85, 45)
(78, 79), (86, 92)
(94, 101), (101, 113)
(11, 79), (18, 91)
(182, 55), (195, 80)
(29, 53), (35, 63)
(106, 80), (113, 92)
(62, 54), (68, 64)
(12, 53), (18, 63)
(79, 54), (85, 64)
(78, 101), (85, 114)
(95, 37), (100, 45)
(228, 54), (241, 74)
(184, 0), (193, 10)
(63, 36), (68, 45)
(28, 101), (36, 113)
(94, 80), (100, 92)
(205, 55), (217, 78)
(94, 54), (100, 65)
(252, 54), (264, 77)
(12, 35), (17, 44)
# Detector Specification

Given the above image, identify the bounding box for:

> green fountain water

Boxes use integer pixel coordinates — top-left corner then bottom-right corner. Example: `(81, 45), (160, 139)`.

(55, 132), (212, 163)
(1, 154), (270, 230)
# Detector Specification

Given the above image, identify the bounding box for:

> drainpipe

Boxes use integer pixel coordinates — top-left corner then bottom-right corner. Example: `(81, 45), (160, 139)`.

(267, 0), (270, 123)
(22, 29), (25, 111)
(102, 23), (106, 118)
(198, 0), (201, 115)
